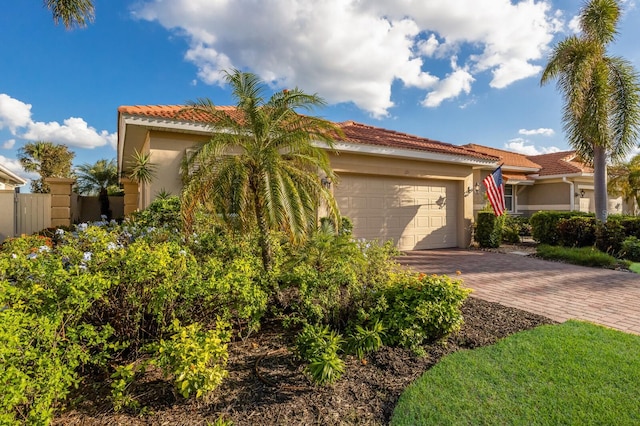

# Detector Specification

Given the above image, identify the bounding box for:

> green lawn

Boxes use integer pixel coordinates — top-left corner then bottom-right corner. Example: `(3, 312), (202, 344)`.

(391, 321), (640, 425)
(630, 263), (640, 273)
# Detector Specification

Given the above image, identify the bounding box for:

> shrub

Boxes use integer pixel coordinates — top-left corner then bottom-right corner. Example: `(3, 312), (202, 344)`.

(368, 272), (471, 353)
(621, 237), (640, 262)
(557, 217), (597, 247)
(505, 215), (532, 237)
(475, 212), (503, 248)
(295, 324), (345, 385)
(530, 211), (592, 245)
(536, 244), (620, 268)
(595, 219), (626, 255)
(621, 217), (640, 238)
(128, 196), (182, 230)
(152, 320), (231, 398)
(501, 225), (521, 244)
(346, 320), (385, 360)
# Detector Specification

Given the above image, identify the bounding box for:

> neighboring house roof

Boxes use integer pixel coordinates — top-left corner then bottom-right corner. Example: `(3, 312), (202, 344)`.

(0, 163), (26, 187)
(464, 143), (594, 181)
(527, 151), (593, 176)
(463, 144), (541, 169)
(118, 105), (497, 163)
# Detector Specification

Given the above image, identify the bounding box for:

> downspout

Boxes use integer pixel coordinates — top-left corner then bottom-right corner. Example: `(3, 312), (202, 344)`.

(562, 177), (575, 211)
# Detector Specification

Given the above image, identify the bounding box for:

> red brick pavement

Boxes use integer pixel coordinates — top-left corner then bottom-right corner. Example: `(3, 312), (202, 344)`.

(399, 249), (640, 335)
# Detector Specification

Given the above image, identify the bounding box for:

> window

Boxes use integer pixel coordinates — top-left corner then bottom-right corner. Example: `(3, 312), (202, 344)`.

(504, 184), (513, 212)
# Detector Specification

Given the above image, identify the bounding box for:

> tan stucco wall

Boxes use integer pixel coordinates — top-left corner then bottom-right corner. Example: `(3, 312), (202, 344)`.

(147, 131), (208, 208)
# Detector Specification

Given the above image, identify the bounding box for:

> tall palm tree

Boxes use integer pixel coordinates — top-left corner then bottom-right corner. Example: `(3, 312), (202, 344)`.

(44, 0), (94, 29)
(18, 141), (74, 193)
(181, 69), (342, 270)
(608, 154), (640, 214)
(541, 0), (640, 222)
(75, 158), (120, 196)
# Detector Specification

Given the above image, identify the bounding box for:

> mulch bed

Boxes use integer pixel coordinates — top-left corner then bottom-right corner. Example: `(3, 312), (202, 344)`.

(54, 297), (557, 426)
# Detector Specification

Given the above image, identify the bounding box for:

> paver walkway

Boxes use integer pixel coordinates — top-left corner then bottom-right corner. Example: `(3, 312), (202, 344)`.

(399, 249), (640, 335)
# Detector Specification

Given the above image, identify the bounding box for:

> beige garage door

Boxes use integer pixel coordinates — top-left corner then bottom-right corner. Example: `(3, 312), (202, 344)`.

(334, 174), (457, 250)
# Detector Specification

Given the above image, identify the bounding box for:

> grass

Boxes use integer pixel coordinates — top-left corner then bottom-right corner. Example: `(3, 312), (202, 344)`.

(535, 244), (625, 268)
(630, 263), (640, 274)
(391, 321), (640, 425)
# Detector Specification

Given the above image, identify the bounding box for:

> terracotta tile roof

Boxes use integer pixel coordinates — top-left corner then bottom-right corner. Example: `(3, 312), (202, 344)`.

(119, 105), (497, 161)
(118, 105), (245, 123)
(502, 172), (532, 182)
(337, 121), (496, 160)
(463, 144), (541, 169)
(526, 151), (593, 176)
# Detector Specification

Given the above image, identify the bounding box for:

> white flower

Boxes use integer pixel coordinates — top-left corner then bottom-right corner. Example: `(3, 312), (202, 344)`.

(100, 214), (108, 220)
(83, 252), (92, 262)
(55, 228), (65, 236)
(77, 223), (88, 232)
(38, 245), (51, 253)
(27, 253), (37, 260)
(106, 242), (118, 251)
(11, 253), (17, 259)
(179, 249), (187, 256)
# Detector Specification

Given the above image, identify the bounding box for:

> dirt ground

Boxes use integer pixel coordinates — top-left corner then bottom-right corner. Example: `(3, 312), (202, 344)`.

(54, 297), (556, 426)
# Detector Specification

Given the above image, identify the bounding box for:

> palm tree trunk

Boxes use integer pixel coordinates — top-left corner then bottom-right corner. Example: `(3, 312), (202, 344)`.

(593, 145), (609, 222)
(252, 185), (273, 271)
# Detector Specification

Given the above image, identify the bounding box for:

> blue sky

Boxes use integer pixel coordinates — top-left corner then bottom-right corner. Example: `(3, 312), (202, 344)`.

(1, 0), (639, 186)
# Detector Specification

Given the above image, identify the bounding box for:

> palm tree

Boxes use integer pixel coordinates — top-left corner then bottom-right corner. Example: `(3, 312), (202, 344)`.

(608, 154), (640, 214)
(18, 141), (74, 193)
(44, 0), (94, 29)
(75, 158), (120, 196)
(181, 69), (341, 270)
(541, 0), (640, 222)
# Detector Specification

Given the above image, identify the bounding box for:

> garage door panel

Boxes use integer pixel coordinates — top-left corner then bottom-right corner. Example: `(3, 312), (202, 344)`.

(335, 174), (457, 250)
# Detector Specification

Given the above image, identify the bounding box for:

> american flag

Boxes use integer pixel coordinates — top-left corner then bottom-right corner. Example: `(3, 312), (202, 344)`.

(483, 166), (506, 216)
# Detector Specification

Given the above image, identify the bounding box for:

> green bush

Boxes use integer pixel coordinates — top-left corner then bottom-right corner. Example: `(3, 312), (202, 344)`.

(368, 272), (471, 353)
(346, 321), (385, 360)
(621, 217), (640, 239)
(475, 212), (503, 248)
(295, 324), (345, 385)
(595, 219), (626, 255)
(557, 217), (597, 247)
(153, 320), (231, 398)
(501, 225), (521, 244)
(530, 211), (592, 245)
(621, 237), (640, 262)
(128, 196), (182, 230)
(505, 215), (532, 236)
(536, 245), (621, 268)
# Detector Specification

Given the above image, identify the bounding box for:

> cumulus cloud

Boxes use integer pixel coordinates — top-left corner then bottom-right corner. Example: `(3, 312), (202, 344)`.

(0, 94), (116, 150)
(519, 128), (555, 136)
(0, 94), (32, 132)
(421, 57), (474, 107)
(0, 155), (38, 182)
(135, 0), (564, 116)
(505, 138), (561, 156)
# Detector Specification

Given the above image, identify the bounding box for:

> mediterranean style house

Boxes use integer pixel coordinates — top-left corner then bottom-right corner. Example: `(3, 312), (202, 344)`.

(117, 105), (627, 250)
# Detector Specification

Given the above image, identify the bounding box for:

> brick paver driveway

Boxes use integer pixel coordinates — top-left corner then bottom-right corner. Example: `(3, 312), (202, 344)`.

(399, 249), (640, 335)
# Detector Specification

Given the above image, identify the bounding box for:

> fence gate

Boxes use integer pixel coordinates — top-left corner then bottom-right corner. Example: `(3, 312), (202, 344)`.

(16, 193), (51, 236)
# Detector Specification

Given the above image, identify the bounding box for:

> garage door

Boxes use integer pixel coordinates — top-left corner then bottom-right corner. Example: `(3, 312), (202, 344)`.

(334, 174), (457, 250)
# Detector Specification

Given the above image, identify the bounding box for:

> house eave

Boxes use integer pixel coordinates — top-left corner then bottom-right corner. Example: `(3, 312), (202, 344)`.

(0, 164), (27, 186)
(530, 172), (592, 180)
(315, 141), (498, 167)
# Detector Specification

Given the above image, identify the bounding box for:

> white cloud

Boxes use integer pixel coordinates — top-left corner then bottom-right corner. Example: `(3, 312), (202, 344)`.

(519, 128), (555, 137)
(505, 138), (561, 156)
(135, 0), (564, 116)
(568, 15), (581, 33)
(0, 94), (116, 150)
(2, 139), (15, 149)
(0, 155), (39, 182)
(421, 57), (474, 107)
(0, 94), (32, 132)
